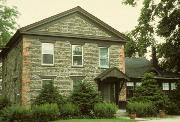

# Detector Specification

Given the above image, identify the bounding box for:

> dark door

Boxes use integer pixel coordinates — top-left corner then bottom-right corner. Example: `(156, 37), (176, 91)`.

(100, 83), (115, 103)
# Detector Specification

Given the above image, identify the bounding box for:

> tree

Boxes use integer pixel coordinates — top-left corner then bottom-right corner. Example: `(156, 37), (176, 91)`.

(123, 0), (180, 72)
(0, 0), (18, 47)
(130, 73), (170, 111)
(71, 81), (102, 115)
(33, 81), (64, 105)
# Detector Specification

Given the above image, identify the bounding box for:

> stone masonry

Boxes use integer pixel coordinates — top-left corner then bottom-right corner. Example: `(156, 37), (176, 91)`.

(1, 8), (126, 105)
(22, 35), (123, 104)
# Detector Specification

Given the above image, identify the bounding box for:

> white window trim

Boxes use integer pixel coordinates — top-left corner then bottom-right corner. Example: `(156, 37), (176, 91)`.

(162, 82), (169, 90)
(99, 47), (109, 68)
(71, 45), (83, 67)
(41, 43), (54, 66)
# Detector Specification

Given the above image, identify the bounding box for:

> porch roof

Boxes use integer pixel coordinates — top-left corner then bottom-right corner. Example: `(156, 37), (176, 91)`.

(95, 67), (130, 81)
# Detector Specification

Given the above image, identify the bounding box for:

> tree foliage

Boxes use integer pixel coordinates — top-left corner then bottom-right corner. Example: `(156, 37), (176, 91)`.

(70, 81), (102, 115)
(123, 0), (180, 72)
(130, 73), (170, 111)
(0, 0), (18, 47)
(33, 81), (64, 105)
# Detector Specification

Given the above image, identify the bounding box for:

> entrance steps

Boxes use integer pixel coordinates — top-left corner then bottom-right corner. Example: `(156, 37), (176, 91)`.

(115, 109), (128, 117)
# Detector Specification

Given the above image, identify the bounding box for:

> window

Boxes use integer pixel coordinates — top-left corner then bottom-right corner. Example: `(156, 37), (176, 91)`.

(42, 79), (53, 88)
(136, 82), (142, 86)
(41, 43), (54, 65)
(99, 47), (109, 68)
(127, 82), (134, 87)
(72, 45), (83, 66)
(127, 82), (134, 99)
(162, 83), (169, 90)
(171, 83), (176, 90)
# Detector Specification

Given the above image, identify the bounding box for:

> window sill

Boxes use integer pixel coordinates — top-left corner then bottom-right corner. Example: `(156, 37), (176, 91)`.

(98, 67), (109, 69)
(41, 64), (55, 67)
(71, 65), (84, 68)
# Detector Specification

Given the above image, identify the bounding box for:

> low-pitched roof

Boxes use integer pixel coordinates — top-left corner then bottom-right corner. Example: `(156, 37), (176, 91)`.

(125, 57), (180, 79)
(1, 6), (126, 56)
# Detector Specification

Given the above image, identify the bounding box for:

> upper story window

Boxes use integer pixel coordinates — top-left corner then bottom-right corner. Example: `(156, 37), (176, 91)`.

(72, 45), (83, 66)
(41, 43), (54, 65)
(99, 47), (109, 68)
(162, 82), (169, 90)
(171, 83), (176, 90)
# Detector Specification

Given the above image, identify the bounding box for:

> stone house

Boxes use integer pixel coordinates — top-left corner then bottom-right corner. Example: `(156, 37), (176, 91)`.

(0, 6), (129, 106)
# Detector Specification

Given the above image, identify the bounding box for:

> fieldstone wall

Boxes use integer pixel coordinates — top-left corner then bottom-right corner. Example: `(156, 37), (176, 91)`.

(22, 35), (124, 104)
(34, 13), (112, 38)
(2, 40), (23, 104)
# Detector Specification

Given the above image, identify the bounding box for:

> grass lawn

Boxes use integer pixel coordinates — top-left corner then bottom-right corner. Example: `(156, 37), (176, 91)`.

(53, 118), (136, 122)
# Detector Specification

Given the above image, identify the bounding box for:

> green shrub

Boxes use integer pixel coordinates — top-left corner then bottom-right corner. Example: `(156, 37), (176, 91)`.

(0, 95), (11, 110)
(126, 101), (157, 117)
(59, 102), (79, 119)
(94, 102), (118, 118)
(32, 103), (59, 122)
(33, 81), (65, 106)
(1, 105), (32, 122)
(131, 73), (170, 111)
(71, 81), (102, 115)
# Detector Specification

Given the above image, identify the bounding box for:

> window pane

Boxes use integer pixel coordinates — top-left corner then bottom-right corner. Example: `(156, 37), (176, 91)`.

(43, 54), (53, 64)
(99, 48), (109, 68)
(42, 43), (54, 54)
(42, 79), (53, 88)
(162, 83), (169, 90)
(73, 56), (82, 66)
(127, 82), (134, 86)
(136, 82), (142, 86)
(171, 83), (176, 90)
(72, 45), (82, 55)
(100, 59), (108, 67)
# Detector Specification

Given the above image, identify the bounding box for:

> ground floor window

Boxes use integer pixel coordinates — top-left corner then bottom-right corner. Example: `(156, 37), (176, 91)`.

(126, 82), (134, 99)
(171, 82), (176, 90)
(162, 82), (169, 90)
(136, 82), (142, 87)
(42, 79), (53, 88)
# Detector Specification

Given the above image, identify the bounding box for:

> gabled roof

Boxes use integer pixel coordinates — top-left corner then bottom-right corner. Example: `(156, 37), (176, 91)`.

(125, 57), (180, 79)
(1, 6), (126, 55)
(95, 67), (130, 81)
(19, 6), (126, 40)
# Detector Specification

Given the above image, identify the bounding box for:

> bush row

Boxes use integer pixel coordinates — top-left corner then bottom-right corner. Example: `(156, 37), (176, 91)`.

(0, 102), (118, 122)
(126, 101), (157, 117)
(1, 103), (59, 122)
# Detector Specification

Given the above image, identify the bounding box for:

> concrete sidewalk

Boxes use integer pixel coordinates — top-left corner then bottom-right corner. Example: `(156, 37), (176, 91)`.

(137, 116), (180, 122)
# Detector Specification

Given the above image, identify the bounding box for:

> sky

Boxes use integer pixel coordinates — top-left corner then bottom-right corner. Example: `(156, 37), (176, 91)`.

(7, 0), (143, 34)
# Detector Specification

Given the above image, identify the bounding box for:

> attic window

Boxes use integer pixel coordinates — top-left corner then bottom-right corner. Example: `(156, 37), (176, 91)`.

(41, 43), (54, 65)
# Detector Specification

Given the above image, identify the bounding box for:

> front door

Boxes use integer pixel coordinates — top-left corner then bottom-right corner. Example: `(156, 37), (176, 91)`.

(100, 83), (115, 103)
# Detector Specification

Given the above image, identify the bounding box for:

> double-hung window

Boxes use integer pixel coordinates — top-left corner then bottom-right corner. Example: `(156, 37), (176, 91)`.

(99, 47), (109, 68)
(72, 45), (83, 66)
(41, 43), (54, 65)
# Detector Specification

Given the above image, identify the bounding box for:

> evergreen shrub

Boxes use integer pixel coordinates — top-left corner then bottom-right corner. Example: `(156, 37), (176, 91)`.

(94, 102), (118, 118)
(71, 81), (102, 115)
